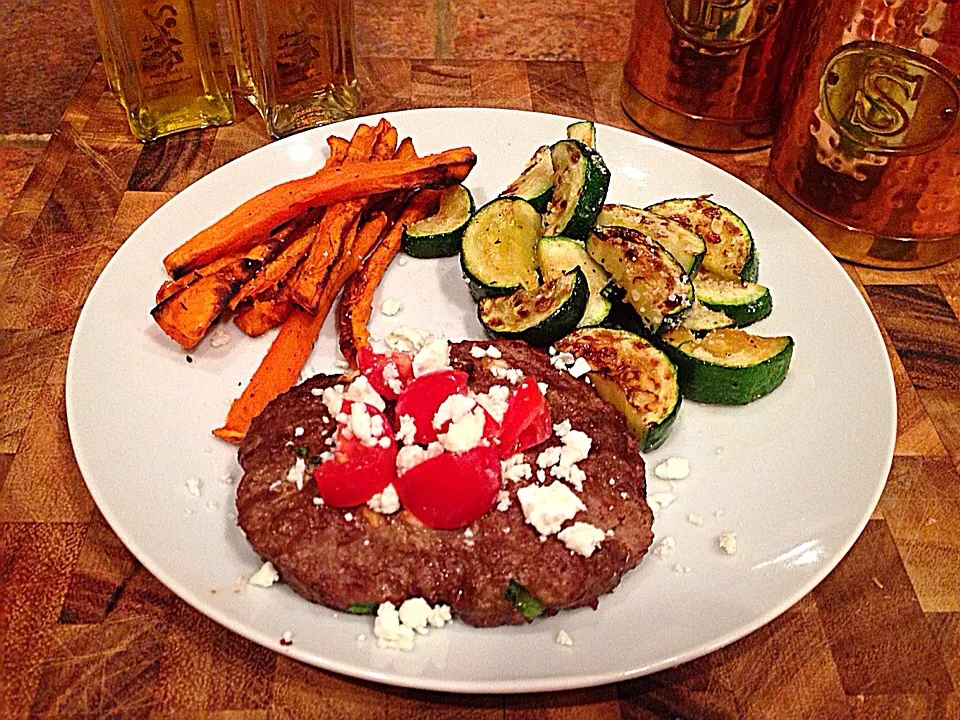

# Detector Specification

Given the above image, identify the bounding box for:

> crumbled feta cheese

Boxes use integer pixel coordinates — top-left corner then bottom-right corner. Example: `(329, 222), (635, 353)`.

(537, 446), (563, 469)
(209, 327), (231, 348)
(556, 629), (574, 647)
(344, 512), (354, 522)
(648, 492), (675, 511)
(311, 388), (324, 396)
(489, 364), (524, 384)
(538, 426), (592, 491)
(568, 357), (592, 379)
(294, 426), (304, 437)
(427, 604), (452, 628)
(381, 298), (403, 316)
(654, 457), (690, 481)
(719, 530), (737, 555)
(396, 414), (418, 445)
(687, 513), (704, 526)
(433, 393), (477, 430)
(378, 436), (391, 449)
(652, 536), (676, 556)
(470, 346), (488, 359)
(496, 490), (512, 511)
(536, 469), (546, 482)
(286, 458), (306, 490)
(345, 375), (386, 411)
(412, 339), (450, 377)
(396, 442), (444, 475)
(219, 472), (234, 485)
(558, 522), (606, 557)
(382, 362), (403, 395)
(384, 326), (433, 354)
(537, 381), (549, 395)
(501, 454), (532, 483)
(473, 385), (510, 423)
(321, 384), (346, 416)
(185, 477), (202, 497)
(397, 598), (432, 634)
(437, 407), (486, 452)
(550, 352), (575, 370)
(375, 599), (451, 650)
(516, 482), (586, 535)
(248, 561), (279, 587)
(280, 630), (294, 645)
(368, 483), (400, 514)
(374, 602), (416, 651)
(313, 496), (324, 506)
(397, 256), (409, 267)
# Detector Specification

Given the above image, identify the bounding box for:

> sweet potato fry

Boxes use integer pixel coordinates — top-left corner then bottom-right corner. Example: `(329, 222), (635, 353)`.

(226, 128), (373, 310)
(234, 294), (293, 337)
(287, 121), (398, 313)
(157, 232), (288, 305)
(162, 147), (477, 278)
(337, 188), (440, 365)
(152, 257), (262, 349)
(213, 212), (390, 443)
(227, 209), (323, 310)
(327, 135), (350, 165)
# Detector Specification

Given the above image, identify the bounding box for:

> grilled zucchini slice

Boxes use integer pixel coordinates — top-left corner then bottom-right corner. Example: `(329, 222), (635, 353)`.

(597, 204), (706, 276)
(693, 272), (772, 328)
(661, 327), (793, 405)
(647, 196), (758, 282)
(543, 140), (611, 240)
(402, 184), (474, 258)
(536, 236), (611, 327)
(586, 226), (694, 335)
(566, 120), (596, 148)
(556, 327), (681, 451)
(502, 145), (554, 213)
(479, 268), (588, 347)
(681, 301), (735, 334)
(461, 197), (543, 299)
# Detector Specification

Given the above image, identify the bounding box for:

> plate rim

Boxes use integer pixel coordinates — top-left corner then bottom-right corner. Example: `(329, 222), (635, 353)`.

(65, 106), (897, 694)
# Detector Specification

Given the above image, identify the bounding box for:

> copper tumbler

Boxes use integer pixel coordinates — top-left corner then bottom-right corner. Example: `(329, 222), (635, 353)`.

(770, 1), (960, 269)
(621, 0), (800, 150)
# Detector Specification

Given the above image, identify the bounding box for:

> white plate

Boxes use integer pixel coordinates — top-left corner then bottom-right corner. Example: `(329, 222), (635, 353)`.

(66, 108), (896, 694)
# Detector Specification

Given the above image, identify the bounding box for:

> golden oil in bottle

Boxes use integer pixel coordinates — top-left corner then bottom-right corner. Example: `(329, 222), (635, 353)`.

(225, 0), (259, 107)
(239, 0), (360, 138)
(89, 1), (124, 104)
(91, 0), (235, 141)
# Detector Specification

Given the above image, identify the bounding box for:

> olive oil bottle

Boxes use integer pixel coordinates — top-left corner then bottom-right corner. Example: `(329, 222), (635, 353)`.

(225, 0), (259, 107)
(89, 2), (124, 104)
(239, 0), (360, 137)
(90, 0), (235, 141)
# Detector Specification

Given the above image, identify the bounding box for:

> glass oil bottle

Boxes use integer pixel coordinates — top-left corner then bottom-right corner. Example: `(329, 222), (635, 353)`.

(90, 0), (235, 141)
(225, 0), (259, 108)
(239, 0), (361, 138)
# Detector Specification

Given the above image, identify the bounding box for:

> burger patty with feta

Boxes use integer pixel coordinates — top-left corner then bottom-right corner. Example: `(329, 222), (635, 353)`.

(235, 339), (654, 628)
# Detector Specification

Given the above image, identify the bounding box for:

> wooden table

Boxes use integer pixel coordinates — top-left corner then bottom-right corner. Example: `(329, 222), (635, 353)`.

(1, 59), (959, 719)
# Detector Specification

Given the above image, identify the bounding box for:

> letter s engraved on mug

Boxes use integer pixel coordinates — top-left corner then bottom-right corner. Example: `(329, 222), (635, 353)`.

(820, 41), (960, 155)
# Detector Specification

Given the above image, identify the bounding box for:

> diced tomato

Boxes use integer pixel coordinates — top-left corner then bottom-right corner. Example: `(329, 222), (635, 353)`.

(395, 369), (469, 444)
(356, 347), (414, 400)
(313, 401), (397, 507)
(496, 377), (551, 457)
(394, 445), (501, 529)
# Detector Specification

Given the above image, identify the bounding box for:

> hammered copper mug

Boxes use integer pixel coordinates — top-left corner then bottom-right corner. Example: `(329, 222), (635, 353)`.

(769, 0), (960, 268)
(621, 0), (801, 150)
